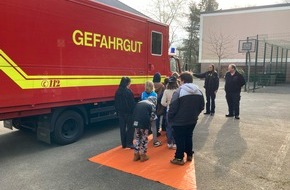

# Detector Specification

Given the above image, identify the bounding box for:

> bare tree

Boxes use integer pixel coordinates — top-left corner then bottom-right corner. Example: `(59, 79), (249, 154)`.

(204, 31), (235, 77)
(146, 0), (189, 46)
(281, 0), (290, 3)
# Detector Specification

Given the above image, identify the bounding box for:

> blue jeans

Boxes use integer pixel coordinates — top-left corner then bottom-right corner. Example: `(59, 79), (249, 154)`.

(166, 113), (175, 144)
(151, 120), (158, 143)
(206, 90), (216, 113)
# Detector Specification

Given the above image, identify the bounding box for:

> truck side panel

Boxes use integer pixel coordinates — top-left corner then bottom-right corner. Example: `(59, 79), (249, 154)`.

(0, 0), (169, 119)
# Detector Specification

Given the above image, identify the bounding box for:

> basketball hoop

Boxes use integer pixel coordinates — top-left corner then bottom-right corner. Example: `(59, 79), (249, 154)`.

(238, 38), (257, 92)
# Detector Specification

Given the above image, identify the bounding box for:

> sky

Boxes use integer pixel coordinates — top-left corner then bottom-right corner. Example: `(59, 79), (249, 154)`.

(119, 0), (284, 13)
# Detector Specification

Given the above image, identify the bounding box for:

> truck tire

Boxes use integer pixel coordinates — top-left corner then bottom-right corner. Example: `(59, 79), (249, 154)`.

(52, 110), (84, 145)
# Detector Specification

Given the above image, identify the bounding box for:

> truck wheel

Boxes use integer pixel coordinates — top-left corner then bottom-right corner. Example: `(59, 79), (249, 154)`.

(52, 110), (84, 145)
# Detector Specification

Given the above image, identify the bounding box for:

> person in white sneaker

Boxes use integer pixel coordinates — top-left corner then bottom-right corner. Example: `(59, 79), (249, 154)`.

(161, 76), (178, 149)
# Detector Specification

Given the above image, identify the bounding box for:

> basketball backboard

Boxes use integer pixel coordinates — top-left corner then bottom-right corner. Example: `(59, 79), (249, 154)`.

(238, 39), (256, 53)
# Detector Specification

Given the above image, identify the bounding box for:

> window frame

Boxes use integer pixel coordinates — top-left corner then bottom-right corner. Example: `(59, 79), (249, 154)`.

(151, 31), (163, 56)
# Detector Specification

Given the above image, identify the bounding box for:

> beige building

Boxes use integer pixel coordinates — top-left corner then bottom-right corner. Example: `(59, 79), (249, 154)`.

(199, 4), (290, 82)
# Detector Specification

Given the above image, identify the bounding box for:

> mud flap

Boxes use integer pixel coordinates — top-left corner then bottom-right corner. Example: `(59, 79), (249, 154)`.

(3, 120), (13, 130)
(37, 116), (51, 144)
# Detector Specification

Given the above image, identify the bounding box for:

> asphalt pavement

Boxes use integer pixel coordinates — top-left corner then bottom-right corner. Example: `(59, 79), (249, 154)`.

(194, 81), (290, 190)
(0, 80), (289, 190)
(0, 121), (175, 190)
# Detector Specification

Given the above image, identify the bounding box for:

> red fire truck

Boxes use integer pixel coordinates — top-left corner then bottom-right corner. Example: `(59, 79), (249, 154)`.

(0, 0), (180, 144)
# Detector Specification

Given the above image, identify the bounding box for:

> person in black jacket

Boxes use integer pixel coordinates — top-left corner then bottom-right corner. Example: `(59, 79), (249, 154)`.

(224, 64), (246, 120)
(132, 96), (157, 162)
(193, 64), (219, 115)
(115, 77), (136, 149)
(168, 72), (204, 165)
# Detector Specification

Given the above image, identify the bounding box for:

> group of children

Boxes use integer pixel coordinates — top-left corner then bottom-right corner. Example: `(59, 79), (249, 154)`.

(132, 72), (179, 162)
(115, 71), (204, 165)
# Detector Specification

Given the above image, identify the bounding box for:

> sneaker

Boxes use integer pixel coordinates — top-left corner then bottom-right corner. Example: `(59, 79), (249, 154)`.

(172, 144), (177, 150)
(153, 141), (162, 147)
(167, 143), (173, 149)
(170, 158), (185, 165)
(225, 114), (234, 117)
(204, 112), (210, 115)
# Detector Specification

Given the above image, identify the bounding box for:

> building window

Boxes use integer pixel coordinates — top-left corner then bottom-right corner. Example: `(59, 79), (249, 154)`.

(151, 31), (162, 55)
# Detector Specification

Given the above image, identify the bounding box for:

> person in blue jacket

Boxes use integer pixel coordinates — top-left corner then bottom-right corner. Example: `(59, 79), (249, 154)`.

(140, 81), (162, 147)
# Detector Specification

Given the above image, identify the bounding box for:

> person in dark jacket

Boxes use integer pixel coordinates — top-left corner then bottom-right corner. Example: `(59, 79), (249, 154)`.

(114, 77), (136, 149)
(193, 64), (219, 115)
(168, 72), (204, 165)
(153, 72), (165, 137)
(224, 64), (246, 120)
(132, 96), (157, 162)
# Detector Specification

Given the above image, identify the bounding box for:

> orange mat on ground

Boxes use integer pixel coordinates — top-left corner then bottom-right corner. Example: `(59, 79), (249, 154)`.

(89, 133), (196, 190)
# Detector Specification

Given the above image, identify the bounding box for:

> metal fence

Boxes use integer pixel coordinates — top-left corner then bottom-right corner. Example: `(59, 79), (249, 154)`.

(243, 34), (290, 91)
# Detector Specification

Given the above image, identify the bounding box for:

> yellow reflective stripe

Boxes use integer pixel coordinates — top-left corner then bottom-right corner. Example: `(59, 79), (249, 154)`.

(60, 77), (146, 87)
(0, 49), (165, 89)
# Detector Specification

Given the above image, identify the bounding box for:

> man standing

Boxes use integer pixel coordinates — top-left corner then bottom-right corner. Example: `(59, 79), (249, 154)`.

(115, 77), (136, 149)
(168, 72), (204, 165)
(193, 64), (219, 115)
(224, 64), (246, 120)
